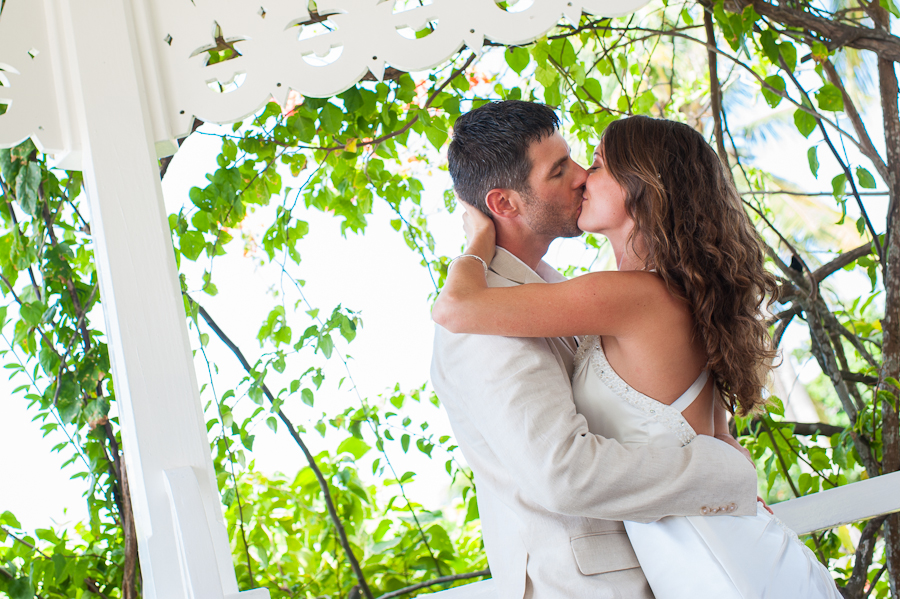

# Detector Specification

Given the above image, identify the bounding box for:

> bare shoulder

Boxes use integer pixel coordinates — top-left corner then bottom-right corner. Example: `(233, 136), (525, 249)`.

(576, 270), (689, 310)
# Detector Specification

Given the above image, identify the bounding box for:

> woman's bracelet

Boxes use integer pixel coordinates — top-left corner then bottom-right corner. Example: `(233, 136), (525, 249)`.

(448, 254), (488, 277)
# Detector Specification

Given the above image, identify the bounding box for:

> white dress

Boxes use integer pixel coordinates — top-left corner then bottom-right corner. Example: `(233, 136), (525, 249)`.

(571, 335), (842, 599)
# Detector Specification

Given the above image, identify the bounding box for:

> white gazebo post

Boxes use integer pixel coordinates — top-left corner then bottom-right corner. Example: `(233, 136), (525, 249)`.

(6, 1), (897, 598)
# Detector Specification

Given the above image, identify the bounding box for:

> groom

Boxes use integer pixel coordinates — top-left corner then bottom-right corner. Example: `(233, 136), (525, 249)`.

(430, 101), (758, 598)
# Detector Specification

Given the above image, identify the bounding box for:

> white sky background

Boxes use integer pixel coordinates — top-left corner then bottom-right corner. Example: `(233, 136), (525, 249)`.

(0, 35), (894, 533)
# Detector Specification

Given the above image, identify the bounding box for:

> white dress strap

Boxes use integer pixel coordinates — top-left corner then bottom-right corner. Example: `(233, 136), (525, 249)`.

(669, 369), (709, 413)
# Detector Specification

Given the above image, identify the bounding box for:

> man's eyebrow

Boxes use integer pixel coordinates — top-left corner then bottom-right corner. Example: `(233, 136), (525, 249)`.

(549, 154), (568, 173)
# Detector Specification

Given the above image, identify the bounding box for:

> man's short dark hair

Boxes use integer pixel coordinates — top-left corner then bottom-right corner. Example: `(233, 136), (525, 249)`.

(448, 101), (560, 215)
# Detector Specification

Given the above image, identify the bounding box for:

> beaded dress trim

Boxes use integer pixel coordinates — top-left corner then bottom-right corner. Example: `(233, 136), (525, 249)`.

(573, 335), (697, 447)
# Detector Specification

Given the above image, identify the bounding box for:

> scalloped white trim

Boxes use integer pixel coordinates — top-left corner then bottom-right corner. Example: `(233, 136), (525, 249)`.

(574, 336), (697, 447)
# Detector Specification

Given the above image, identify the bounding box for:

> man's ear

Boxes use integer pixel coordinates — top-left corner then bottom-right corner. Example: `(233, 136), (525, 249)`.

(484, 188), (521, 219)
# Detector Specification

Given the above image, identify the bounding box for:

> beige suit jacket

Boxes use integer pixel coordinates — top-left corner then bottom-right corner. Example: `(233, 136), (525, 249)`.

(431, 248), (758, 599)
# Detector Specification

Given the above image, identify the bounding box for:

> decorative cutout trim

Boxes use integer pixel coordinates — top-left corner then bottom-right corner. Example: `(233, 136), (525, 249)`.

(575, 335), (697, 447)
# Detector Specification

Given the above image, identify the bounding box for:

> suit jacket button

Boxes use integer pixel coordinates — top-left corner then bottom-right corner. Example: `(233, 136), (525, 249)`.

(727, 503), (737, 512)
(700, 506), (710, 515)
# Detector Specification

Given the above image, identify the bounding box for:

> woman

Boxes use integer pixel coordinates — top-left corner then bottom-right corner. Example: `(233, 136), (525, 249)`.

(432, 116), (840, 598)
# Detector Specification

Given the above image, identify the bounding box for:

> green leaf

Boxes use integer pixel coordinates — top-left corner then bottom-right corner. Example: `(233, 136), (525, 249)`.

(881, 0), (900, 18)
(39, 345), (59, 376)
(761, 75), (785, 108)
(9, 576), (34, 599)
(15, 161), (41, 216)
(424, 124), (448, 151)
(52, 552), (67, 581)
(0, 510), (21, 528)
(301, 388), (314, 406)
(856, 167), (877, 189)
(337, 436), (371, 460)
(807, 147), (819, 178)
(544, 82), (561, 107)
(549, 38), (576, 68)
(319, 103), (344, 134)
(179, 231), (205, 261)
(793, 108), (817, 138)
(19, 302), (45, 327)
(416, 437), (434, 457)
(289, 115), (316, 143)
(534, 63), (558, 89)
(504, 46), (530, 74)
(759, 30), (779, 64)
(317, 333), (334, 358)
(0, 148), (18, 184)
(779, 42), (797, 73)
(401, 433), (410, 453)
(633, 90), (656, 115)
(832, 173), (847, 199)
(266, 416), (278, 433)
(464, 495), (480, 524)
(815, 84), (844, 112)
(581, 78), (604, 104)
(767, 395), (785, 417)
(340, 315), (356, 342)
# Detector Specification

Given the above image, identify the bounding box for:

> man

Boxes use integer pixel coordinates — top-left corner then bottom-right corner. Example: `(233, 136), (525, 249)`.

(430, 101), (758, 598)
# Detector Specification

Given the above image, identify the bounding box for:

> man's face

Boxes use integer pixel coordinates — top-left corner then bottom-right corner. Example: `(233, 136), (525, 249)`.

(518, 131), (588, 239)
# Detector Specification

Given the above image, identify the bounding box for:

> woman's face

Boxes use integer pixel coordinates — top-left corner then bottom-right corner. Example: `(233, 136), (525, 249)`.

(578, 143), (632, 238)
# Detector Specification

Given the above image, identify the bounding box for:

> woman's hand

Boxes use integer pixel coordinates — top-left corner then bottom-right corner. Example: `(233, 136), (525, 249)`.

(432, 202), (496, 332)
(461, 202), (496, 264)
(715, 432), (754, 468)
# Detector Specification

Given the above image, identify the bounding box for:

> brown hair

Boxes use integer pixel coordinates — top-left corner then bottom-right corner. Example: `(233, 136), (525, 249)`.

(602, 116), (777, 415)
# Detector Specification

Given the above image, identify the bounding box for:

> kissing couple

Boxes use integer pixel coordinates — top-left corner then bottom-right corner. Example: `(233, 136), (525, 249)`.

(430, 101), (841, 598)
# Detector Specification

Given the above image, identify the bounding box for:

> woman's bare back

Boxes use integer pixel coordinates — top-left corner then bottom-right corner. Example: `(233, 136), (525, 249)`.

(598, 278), (716, 436)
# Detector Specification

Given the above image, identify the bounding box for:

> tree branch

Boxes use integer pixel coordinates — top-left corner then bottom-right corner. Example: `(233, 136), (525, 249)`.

(736, 419), (845, 437)
(186, 294), (375, 599)
(376, 569), (491, 599)
(779, 57), (885, 268)
(745, 0), (900, 62)
(821, 59), (889, 182)
(841, 371), (879, 386)
(740, 190), (889, 197)
(844, 516), (888, 596)
(703, 6), (729, 169)
(812, 242), (873, 282)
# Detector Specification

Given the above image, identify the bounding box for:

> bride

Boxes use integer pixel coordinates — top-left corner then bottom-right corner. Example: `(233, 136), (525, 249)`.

(432, 115), (841, 598)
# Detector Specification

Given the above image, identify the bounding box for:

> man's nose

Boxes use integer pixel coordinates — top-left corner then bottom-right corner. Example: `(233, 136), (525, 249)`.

(571, 160), (588, 187)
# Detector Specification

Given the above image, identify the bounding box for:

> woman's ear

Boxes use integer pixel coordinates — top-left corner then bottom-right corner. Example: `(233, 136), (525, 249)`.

(484, 188), (521, 220)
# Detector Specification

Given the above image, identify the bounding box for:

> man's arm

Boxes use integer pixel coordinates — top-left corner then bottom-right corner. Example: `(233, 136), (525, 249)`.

(432, 328), (758, 522)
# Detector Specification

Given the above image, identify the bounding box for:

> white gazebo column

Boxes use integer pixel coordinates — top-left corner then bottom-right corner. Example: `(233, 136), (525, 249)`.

(61, 1), (265, 598)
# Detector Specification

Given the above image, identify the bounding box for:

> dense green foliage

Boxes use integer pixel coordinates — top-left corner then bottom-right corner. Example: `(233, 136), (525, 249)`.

(2, 0), (900, 597)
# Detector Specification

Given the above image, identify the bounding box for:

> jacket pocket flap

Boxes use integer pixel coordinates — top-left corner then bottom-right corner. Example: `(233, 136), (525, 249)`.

(570, 531), (641, 575)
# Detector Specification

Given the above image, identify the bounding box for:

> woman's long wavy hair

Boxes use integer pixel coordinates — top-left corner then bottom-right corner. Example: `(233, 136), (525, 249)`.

(602, 116), (778, 415)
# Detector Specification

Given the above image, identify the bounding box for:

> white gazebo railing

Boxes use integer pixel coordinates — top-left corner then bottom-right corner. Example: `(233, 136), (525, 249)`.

(1, 1), (898, 598)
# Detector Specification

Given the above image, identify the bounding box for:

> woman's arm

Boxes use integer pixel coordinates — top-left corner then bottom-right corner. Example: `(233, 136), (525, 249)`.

(713, 400), (753, 465)
(432, 204), (667, 338)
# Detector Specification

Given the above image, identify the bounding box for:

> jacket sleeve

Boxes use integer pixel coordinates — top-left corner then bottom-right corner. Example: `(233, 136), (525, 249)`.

(431, 326), (759, 522)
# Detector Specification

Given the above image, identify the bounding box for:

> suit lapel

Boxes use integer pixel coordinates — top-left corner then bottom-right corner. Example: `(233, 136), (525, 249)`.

(489, 248), (578, 354)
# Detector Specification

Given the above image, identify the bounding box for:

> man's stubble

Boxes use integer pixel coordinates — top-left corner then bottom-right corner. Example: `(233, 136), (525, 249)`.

(520, 187), (583, 239)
